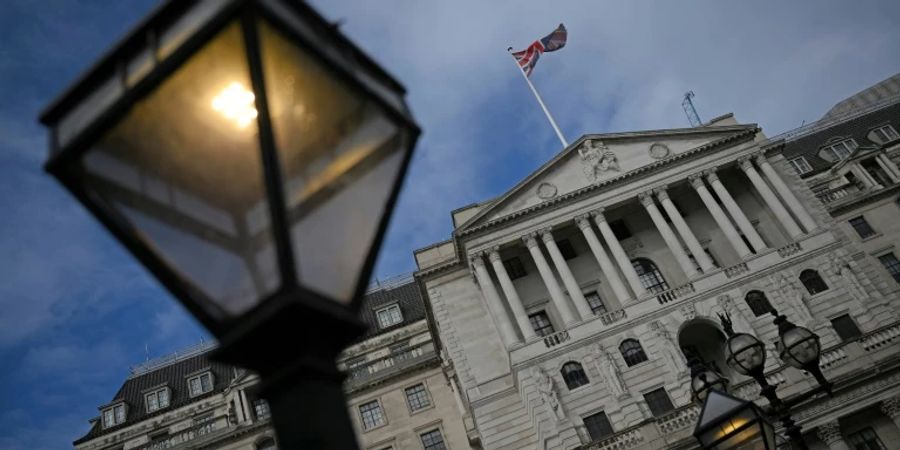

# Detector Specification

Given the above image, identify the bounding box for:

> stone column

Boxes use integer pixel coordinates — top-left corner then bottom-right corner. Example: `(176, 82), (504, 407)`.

(471, 253), (519, 347)
(738, 157), (804, 239)
(576, 214), (632, 303)
(873, 153), (900, 183)
(488, 248), (537, 341)
(755, 154), (818, 233)
(593, 209), (647, 298)
(656, 187), (715, 272)
(541, 229), (592, 320)
(877, 153), (900, 180)
(817, 421), (850, 450)
(706, 169), (768, 253)
(523, 233), (578, 325)
(881, 396), (900, 430)
(689, 174), (752, 258)
(638, 191), (699, 278)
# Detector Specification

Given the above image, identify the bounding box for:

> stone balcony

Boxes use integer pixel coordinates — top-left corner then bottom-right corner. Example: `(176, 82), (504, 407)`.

(510, 229), (836, 365)
(576, 405), (700, 450)
(345, 342), (439, 391)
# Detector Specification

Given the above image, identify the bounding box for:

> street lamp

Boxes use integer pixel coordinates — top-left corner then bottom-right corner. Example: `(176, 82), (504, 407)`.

(39, 1), (420, 448)
(714, 311), (833, 449)
(694, 390), (777, 450)
(689, 357), (729, 405)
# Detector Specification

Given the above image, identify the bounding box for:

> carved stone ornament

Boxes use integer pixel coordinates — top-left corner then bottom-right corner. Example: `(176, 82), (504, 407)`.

(593, 343), (627, 399)
(579, 139), (619, 183)
(531, 367), (566, 421)
(536, 182), (558, 200)
(649, 143), (671, 159)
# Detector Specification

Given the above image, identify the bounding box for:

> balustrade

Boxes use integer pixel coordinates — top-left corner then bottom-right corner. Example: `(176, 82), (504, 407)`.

(598, 309), (627, 326)
(655, 283), (695, 305)
(724, 262), (749, 278)
(543, 330), (571, 348)
(819, 346), (848, 370)
(861, 323), (900, 351)
(579, 427), (644, 450)
(655, 405), (700, 435)
(776, 242), (802, 257)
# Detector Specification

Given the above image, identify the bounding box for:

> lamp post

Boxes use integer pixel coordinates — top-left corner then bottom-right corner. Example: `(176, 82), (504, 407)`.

(693, 389), (777, 450)
(38, 1), (420, 448)
(690, 311), (833, 449)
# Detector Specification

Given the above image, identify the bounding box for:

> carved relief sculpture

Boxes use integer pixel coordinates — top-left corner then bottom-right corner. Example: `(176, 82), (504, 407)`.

(776, 272), (815, 325)
(579, 139), (619, 182)
(649, 321), (688, 376)
(531, 367), (566, 421)
(830, 257), (868, 303)
(593, 343), (628, 399)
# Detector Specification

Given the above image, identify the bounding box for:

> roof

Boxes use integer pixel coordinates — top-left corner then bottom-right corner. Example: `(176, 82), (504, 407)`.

(781, 101), (900, 178)
(822, 73), (900, 120)
(357, 277), (427, 339)
(74, 352), (237, 445)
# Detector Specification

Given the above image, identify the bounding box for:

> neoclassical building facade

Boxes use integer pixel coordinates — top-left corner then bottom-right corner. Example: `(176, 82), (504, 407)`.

(414, 79), (900, 449)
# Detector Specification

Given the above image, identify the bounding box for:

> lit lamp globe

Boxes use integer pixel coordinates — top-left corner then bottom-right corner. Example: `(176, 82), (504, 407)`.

(694, 390), (777, 450)
(724, 331), (766, 377)
(39, 1), (420, 448)
(772, 312), (830, 392)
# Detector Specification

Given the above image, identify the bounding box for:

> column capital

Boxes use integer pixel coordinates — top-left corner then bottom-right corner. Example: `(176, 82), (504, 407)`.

(574, 213), (592, 230)
(753, 152), (769, 165)
(539, 227), (555, 243)
(704, 168), (720, 182)
(737, 155), (755, 171)
(881, 396), (900, 419)
(591, 208), (607, 223)
(688, 174), (706, 189)
(637, 191), (655, 207)
(655, 188), (670, 201)
(816, 421), (844, 445)
(522, 232), (540, 249)
(469, 253), (486, 269)
(653, 184), (668, 195)
(487, 246), (502, 263)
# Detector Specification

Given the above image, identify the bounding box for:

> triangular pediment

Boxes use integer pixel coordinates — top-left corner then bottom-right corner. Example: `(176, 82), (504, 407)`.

(457, 124), (758, 232)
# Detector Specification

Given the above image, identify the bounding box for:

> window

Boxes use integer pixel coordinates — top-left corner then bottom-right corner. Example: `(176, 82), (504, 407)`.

(831, 314), (862, 342)
(560, 362), (589, 389)
(819, 139), (856, 162)
(799, 269), (829, 295)
(846, 427), (886, 450)
(188, 372), (214, 397)
(862, 159), (892, 186)
(871, 125), (899, 143)
(632, 258), (669, 294)
(145, 387), (170, 413)
(744, 291), (774, 317)
(256, 438), (278, 450)
(879, 253), (900, 283)
(585, 292), (607, 314)
(788, 157), (813, 175)
(643, 388), (675, 417)
(619, 339), (648, 367)
(253, 398), (271, 421)
(557, 239), (577, 260)
(849, 216), (876, 239)
(102, 403), (126, 428)
(583, 411), (614, 441)
(528, 311), (555, 337)
(358, 400), (385, 430)
(609, 220), (632, 239)
(375, 304), (403, 328)
(420, 429), (446, 450)
(404, 383), (431, 412)
(504, 257), (527, 279)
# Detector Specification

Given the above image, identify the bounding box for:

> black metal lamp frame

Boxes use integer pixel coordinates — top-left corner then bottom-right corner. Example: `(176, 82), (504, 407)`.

(40, 1), (421, 449)
(717, 312), (833, 450)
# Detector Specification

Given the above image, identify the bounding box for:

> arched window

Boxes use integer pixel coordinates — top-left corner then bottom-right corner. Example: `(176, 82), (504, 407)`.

(560, 362), (589, 389)
(619, 339), (648, 367)
(799, 269), (829, 295)
(744, 291), (774, 317)
(632, 258), (669, 293)
(256, 438), (277, 450)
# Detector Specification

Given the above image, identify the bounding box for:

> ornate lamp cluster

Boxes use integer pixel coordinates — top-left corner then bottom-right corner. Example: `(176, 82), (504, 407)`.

(689, 310), (833, 450)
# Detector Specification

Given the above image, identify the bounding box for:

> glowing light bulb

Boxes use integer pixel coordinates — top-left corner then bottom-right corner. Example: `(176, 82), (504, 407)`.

(211, 82), (258, 128)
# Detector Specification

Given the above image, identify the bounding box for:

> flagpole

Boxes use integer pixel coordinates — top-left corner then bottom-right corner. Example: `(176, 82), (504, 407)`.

(508, 48), (568, 147)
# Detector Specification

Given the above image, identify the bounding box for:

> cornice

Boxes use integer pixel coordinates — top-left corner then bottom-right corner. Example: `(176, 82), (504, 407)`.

(455, 127), (759, 239)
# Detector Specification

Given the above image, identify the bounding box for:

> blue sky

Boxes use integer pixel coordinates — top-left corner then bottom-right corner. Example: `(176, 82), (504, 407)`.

(1, 1), (899, 448)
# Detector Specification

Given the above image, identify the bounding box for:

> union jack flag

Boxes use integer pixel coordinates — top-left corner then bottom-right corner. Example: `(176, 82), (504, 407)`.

(510, 24), (567, 77)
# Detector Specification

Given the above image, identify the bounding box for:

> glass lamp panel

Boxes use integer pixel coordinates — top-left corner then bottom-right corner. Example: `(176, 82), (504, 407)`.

(698, 391), (746, 431)
(259, 21), (406, 304)
(726, 334), (764, 375)
(781, 327), (820, 368)
(80, 22), (279, 321)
